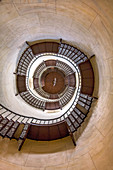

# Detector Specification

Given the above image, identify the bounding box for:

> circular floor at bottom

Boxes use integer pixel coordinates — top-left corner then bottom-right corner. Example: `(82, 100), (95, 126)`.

(41, 69), (65, 94)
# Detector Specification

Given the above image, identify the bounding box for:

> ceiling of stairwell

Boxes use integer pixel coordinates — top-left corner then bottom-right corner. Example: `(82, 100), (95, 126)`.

(0, 0), (113, 169)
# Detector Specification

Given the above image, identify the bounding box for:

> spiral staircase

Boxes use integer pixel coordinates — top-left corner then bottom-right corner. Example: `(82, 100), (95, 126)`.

(0, 39), (95, 151)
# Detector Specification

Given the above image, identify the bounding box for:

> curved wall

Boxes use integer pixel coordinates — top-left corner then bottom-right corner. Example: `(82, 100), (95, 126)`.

(0, 0), (113, 169)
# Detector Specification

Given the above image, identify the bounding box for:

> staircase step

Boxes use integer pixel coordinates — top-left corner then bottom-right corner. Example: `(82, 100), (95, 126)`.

(0, 120), (14, 138)
(12, 115), (20, 121)
(22, 118), (29, 124)
(18, 124), (30, 151)
(6, 113), (15, 120)
(0, 108), (7, 115)
(75, 104), (88, 115)
(0, 119), (9, 131)
(19, 124), (30, 139)
(6, 122), (20, 139)
(13, 123), (25, 140)
(17, 117), (24, 123)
